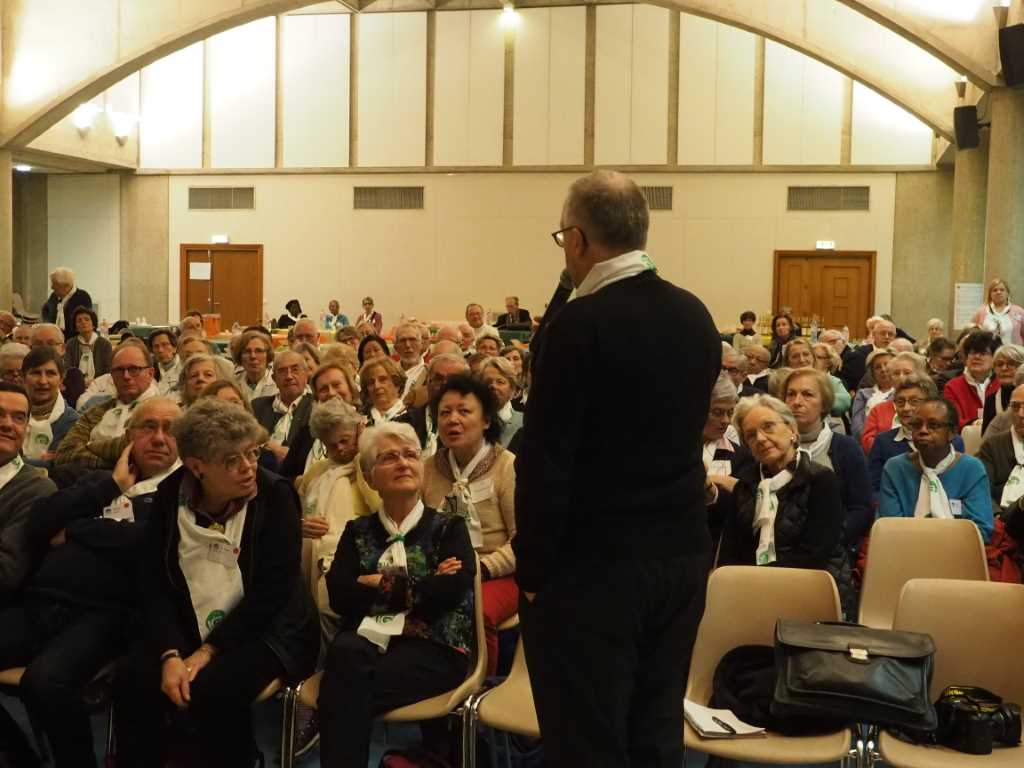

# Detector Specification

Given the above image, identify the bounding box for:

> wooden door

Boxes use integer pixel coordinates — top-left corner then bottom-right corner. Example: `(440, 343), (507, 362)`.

(773, 251), (875, 331)
(180, 245), (264, 329)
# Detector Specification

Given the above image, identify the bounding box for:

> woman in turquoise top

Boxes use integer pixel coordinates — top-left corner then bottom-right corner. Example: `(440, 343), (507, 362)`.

(878, 397), (994, 542)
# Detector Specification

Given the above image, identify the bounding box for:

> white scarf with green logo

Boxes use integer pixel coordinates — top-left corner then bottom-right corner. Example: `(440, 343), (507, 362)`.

(572, 250), (657, 300)
(1001, 429), (1024, 508)
(913, 447), (957, 519)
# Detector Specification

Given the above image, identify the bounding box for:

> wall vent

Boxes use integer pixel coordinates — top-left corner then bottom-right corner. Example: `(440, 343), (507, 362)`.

(640, 185), (673, 211)
(188, 187), (254, 210)
(354, 186), (425, 210)
(787, 186), (869, 211)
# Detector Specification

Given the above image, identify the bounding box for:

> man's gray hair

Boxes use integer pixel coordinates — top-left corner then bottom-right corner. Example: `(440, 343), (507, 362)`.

(274, 348), (308, 373)
(358, 422), (421, 475)
(49, 267), (75, 286)
(395, 322), (422, 341)
(743, 345), (770, 362)
(128, 396), (182, 429)
(0, 343), (30, 364)
(172, 397), (268, 461)
(710, 372), (738, 403)
(889, 351), (927, 374)
(564, 170), (649, 252)
(732, 394), (798, 444)
(310, 398), (363, 441)
(431, 340), (462, 358)
(722, 346), (748, 373)
(32, 323), (65, 343)
(428, 352), (470, 375)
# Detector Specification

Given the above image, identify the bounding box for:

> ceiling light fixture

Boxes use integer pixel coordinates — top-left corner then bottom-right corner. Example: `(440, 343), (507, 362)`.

(955, 75), (968, 99)
(71, 102), (102, 134)
(14, 164), (32, 172)
(500, 4), (520, 29)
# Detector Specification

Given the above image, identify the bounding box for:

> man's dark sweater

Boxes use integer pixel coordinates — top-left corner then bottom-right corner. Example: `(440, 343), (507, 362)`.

(26, 471), (157, 608)
(0, 462), (57, 603)
(514, 270), (719, 593)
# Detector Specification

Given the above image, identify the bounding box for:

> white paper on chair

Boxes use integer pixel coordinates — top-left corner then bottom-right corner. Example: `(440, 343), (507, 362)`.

(684, 700), (766, 739)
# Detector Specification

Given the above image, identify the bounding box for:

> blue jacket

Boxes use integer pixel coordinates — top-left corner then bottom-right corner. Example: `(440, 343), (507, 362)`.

(878, 452), (993, 542)
(825, 433), (873, 550)
(867, 428), (965, 499)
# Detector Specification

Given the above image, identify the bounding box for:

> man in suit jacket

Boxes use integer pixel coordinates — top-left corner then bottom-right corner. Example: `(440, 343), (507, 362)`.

(514, 171), (719, 765)
(495, 296), (532, 329)
(41, 267), (93, 341)
(251, 349), (313, 471)
(841, 318), (897, 391)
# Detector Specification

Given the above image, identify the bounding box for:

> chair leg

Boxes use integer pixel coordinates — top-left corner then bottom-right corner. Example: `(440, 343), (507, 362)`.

(279, 684), (298, 768)
(104, 701), (116, 761)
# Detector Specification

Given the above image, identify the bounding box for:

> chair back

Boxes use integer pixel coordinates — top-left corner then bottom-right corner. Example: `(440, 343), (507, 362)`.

(476, 636), (540, 738)
(858, 517), (988, 630)
(961, 423), (983, 456)
(894, 578), (1024, 701)
(684, 566), (841, 704)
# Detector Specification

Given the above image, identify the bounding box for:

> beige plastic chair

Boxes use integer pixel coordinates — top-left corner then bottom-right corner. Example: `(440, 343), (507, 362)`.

(280, 568), (486, 768)
(858, 518), (988, 630)
(11, 293), (39, 322)
(878, 578), (1024, 767)
(961, 423), (983, 456)
(465, 637), (538, 768)
(683, 566), (855, 765)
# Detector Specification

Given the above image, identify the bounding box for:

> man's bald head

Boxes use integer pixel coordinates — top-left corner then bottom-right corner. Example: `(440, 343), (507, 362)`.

(563, 170), (649, 253)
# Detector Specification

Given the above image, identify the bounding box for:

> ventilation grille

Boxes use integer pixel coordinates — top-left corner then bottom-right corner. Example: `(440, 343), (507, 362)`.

(640, 185), (673, 211)
(787, 186), (870, 211)
(188, 187), (254, 210)
(354, 186), (425, 210)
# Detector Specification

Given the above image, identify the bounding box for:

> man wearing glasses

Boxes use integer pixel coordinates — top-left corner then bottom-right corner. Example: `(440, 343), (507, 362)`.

(54, 341), (159, 472)
(514, 170), (720, 764)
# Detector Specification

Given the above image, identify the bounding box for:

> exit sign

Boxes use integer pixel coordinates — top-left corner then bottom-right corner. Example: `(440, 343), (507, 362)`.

(816, 240), (836, 250)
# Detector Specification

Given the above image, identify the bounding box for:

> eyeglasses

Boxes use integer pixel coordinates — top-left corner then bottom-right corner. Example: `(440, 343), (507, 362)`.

(111, 365), (151, 378)
(709, 408), (734, 420)
(994, 359), (1019, 369)
(133, 419), (174, 437)
(1009, 402), (1024, 412)
(721, 365), (741, 375)
(376, 447), (421, 466)
(742, 419), (787, 445)
(893, 397), (925, 408)
(221, 446), (262, 472)
(551, 226), (588, 248)
(905, 419), (953, 432)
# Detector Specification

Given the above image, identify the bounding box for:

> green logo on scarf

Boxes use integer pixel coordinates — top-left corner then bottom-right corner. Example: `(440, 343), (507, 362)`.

(205, 610), (226, 630)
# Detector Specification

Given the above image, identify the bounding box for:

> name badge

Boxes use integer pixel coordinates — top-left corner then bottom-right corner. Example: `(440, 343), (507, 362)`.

(207, 541), (240, 567)
(709, 460), (732, 477)
(469, 478), (494, 503)
(102, 497), (135, 522)
(950, 499), (963, 518)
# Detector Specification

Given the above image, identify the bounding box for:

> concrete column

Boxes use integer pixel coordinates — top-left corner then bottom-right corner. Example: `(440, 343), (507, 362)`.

(983, 88), (1024, 286)
(0, 151), (13, 314)
(949, 132), (989, 328)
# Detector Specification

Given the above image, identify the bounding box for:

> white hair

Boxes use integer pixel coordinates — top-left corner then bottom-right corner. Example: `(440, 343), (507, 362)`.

(358, 422), (421, 475)
(49, 267), (75, 286)
(710, 372), (738, 403)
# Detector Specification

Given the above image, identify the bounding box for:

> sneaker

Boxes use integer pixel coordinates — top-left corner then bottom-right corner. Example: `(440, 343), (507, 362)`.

(293, 710), (320, 759)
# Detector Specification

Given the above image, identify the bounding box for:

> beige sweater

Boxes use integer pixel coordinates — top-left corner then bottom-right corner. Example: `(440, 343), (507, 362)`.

(422, 449), (517, 578)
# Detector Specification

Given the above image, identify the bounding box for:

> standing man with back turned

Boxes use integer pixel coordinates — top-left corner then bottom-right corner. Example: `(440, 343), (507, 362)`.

(514, 170), (720, 766)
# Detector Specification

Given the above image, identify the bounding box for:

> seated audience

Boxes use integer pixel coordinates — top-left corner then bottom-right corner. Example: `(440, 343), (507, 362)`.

(851, 348), (894, 442)
(41, 267), (92, 340)
(354, 297), (383, 335)
(786, 338), (851, 417)
(495, 296), (531, 329)
(335, 326), (361, 350)
(12, 326), (32, 346)
(65, 307), (112, 384)
(324, 300), (348, 330)
(357, 334), (391, 367)
(22, 346), (80, 467)
(479, 356), (523, 451)
(32, 323), (86, 408)
(500, 346), (528, 379)
(0, 383), (58, 607)
(293, 341), (321, 374)
(703, 374), (742, 545)
(889, 337), (915, 354)
(200, 379), (250, 411)
(278, 299), (305, 329)
(475, 327), (502, 358)
(971, 277), (1024, 345)
(717, 394), (852, 613)
(148, 329), (181, 395)
(55, 341), (159, 471)
(722, 346), (757, 399)
(457, 323), (475, 353)
(978, 381), (1024, 523)
(920, 318), (945, 353)
(179, 312), (204, 337)
(0, 397), (181, 765)
(944, 330), (1000, 430)
(319, 423), (475, 768)
(783, 368), (872, 559)
(983, 343), (1024, 433)
(861, 351), (928, 453)
(252, 350), (313, 471)
(360, 357), (427, 447)
(742, 344), (771, 392)
(878, 397), (993, 541)
(843, 318), (897, 391)
(422, 375), (514, 676)
(465, 303), (487, 338)
(178, 353), (233, 408)
(434, 326), (460, 346)
(767, 313), (798, 368)
(926, 336), (958, 379)
(113, 399), (318, 768)
(731, 310), (760, 352)
(279, 362), (361, 478)
(0, 313), (15, 343)
(234, 329), (277, 403)
(292, 318), (320, 349)
(394, 322), (427, 399)
(0, 344), (28, 386)
(407, 353), (471, 458)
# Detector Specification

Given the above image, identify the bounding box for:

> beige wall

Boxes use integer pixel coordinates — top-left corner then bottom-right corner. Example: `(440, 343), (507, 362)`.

(153, 170), (902, 329)
(12, 173), (49, 312)
(891, 169), (955, 339)
(120, 175), (170, 323)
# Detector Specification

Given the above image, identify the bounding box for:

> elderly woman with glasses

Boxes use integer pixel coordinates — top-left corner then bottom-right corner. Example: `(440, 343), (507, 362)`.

(717, 394), (853, 614)
(113, 399), (319, 768)
(319, 422), (475, 768)
(233, 330), (277, 403)
(878, 397), (993, 542)
(982, 344), (1024, 434)
(702, 374), (747, 545)
(860, 351), (928, 453)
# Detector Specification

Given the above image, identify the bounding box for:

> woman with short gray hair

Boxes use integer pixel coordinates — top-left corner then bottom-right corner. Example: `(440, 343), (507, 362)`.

(719, 393), (852, 614)
(478, 356), (523, 450)
(703, 374), (742, 547)
(984, 344), (1024, 432)
(114, 397), (319, 767)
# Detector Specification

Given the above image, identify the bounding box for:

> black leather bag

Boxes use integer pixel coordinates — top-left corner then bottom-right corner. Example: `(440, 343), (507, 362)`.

(772, 619), (938, 731)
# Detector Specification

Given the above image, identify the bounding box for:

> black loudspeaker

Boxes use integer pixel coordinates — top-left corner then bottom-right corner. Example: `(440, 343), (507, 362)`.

(999, 23), (1024, 88)
(954, 106), (979, 150)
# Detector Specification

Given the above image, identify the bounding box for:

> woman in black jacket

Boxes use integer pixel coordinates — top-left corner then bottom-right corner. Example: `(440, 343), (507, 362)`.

(718, 394), (853, 615)
(113, 398), (319, 768)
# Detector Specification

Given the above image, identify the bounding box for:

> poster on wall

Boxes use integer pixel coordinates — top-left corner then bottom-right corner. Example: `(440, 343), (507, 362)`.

(953, 282), (984, 330)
